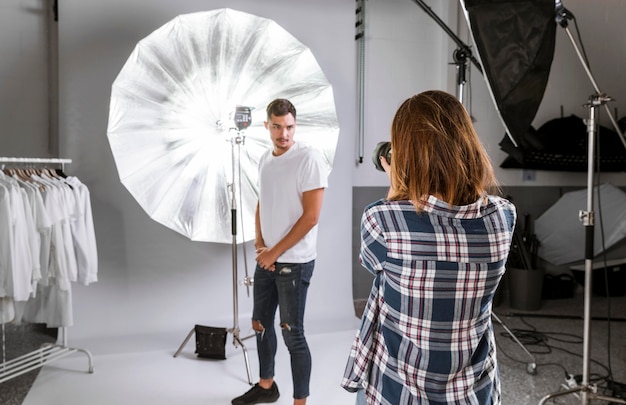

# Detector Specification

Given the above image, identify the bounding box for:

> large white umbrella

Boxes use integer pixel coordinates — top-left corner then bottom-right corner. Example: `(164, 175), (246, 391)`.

(535, 183), (626, 265)
(107, 8), (339, 244)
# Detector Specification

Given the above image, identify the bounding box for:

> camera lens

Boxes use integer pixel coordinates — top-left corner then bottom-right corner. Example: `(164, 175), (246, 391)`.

(372, 141), (391, 172)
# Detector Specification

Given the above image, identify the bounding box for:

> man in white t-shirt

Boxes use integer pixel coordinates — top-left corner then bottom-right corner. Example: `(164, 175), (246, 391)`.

(232, 99), (328, 405)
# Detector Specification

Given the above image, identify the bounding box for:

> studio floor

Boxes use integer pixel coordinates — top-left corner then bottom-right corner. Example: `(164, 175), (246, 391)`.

(2, 288), (625, 405)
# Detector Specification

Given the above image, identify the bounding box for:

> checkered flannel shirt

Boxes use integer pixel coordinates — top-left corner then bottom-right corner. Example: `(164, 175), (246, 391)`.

(342, 195), (516, 404)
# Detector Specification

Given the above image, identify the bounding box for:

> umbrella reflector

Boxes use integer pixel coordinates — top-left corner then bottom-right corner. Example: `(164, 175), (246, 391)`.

(107, 9), (339, 243)
(535, 184), (626, 265)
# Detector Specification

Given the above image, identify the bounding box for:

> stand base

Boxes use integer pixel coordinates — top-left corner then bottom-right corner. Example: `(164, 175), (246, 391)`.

(174, 326), (254, 385)
(492, 313), (537, 375)
(539, 385), (626, 405)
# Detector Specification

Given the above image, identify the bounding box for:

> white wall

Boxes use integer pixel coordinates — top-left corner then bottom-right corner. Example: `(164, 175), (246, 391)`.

(353, 1), (450, 186)
(1, 0), (625, 343)
(56, 0), (356, 341)
(0, 0), (50, 157)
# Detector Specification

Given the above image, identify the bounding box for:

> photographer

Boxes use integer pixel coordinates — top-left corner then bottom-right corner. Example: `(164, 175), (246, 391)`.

(341, 90), (516, 404)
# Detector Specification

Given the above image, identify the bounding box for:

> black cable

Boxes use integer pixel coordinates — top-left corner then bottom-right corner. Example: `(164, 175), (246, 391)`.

(493, 315), (617, 382)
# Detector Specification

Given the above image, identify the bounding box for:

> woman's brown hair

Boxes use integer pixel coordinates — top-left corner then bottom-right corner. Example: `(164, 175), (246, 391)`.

(387, 90), (498, 211)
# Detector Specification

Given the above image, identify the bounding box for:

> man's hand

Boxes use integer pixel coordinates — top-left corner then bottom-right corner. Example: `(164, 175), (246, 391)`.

(256, 247), (277, 271)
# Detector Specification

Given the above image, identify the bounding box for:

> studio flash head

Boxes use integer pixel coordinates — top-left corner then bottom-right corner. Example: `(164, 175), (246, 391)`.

(372, 141), (391, 172)
(234, 106), (252, 131)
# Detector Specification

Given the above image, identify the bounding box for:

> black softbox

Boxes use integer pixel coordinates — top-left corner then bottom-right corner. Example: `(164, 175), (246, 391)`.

(462, 0), (557, 150)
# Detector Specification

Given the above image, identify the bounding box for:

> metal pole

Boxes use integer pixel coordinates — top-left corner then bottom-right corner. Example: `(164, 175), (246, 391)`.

(173, 135), (252, 385)
(231, 137), (240, 334)
(580, 97), (598, 405)
(356, 0), (366, 164)
(560, 23), (625, 149)
(538, 96), (626, 405)
(538, 5), (626, 402)
(47, 0), (60, 156)
(228, 134), (253, 385)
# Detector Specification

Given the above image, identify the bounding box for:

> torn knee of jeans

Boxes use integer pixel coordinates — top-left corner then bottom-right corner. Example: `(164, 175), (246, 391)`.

(252, 320), (264, 333)
(280, 322), (291, 332)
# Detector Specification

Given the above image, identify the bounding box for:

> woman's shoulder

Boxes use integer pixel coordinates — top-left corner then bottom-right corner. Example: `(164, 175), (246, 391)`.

(487, 194), (516, 212)
(364, 198), (404, 210)
(485, 195), (517, 226)
(364, 199), (416, 217)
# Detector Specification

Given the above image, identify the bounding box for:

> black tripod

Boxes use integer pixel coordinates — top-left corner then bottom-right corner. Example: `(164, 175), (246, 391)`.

(538, 3), (626, 404)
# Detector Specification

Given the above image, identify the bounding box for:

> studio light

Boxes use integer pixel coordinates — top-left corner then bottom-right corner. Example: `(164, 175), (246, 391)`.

(106, 7), (340, 385)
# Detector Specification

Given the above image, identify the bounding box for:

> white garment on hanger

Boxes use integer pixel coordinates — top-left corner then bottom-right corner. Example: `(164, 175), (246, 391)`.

(17, 180), (53, 291)
(0, 174), (35, 301)
(0, 183), (15, 322)
(65, 176), (98, 285)
(0, 167), (97, 328)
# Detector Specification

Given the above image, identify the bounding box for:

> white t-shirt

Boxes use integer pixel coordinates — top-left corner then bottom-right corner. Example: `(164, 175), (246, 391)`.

(258, 142), (329, 263)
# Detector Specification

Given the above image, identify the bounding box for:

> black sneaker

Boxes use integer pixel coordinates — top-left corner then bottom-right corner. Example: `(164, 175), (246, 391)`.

(231, 382), (280, 405)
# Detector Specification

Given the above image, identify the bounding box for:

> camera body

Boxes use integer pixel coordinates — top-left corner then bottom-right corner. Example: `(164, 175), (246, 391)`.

(372, 141), (391, 172)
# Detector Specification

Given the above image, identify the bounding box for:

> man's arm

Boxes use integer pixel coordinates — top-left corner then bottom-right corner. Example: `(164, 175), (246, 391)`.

(254, 201), (264, 250)
(255, 187), (325, 270)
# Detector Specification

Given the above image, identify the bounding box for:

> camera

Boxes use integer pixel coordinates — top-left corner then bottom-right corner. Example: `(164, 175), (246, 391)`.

(234, 106), (252, 131)
(372, 141), (391, 172)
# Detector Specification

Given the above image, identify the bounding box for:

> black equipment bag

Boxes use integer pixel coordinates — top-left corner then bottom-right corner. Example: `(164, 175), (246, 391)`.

(194, 325), (227, 360)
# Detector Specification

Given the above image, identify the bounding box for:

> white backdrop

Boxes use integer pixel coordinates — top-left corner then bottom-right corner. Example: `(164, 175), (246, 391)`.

(58, 0), (357, 341)
(1, 0), (624, 343)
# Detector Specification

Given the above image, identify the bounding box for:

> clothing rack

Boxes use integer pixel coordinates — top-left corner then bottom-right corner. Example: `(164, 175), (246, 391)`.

(0, 156), (71, 168)
(0, 157), (94, 384)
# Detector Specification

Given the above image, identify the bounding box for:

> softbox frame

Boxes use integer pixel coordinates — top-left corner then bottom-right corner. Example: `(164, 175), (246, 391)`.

(462, 0), (557, 150)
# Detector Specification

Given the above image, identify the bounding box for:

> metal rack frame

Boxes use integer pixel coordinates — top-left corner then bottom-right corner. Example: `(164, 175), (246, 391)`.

(1, 326), (94, 383)
(0, 157), (94, 384)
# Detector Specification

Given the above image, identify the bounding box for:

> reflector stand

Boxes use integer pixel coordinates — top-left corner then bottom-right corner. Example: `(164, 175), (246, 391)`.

(173, 131), (254, 386)
(539, 3), (626, 404)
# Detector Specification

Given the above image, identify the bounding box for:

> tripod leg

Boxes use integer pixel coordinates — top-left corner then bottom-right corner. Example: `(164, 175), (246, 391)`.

(492, 313), (537, 374)
(173, 327), (196, 358)
(539, 386), (585, 405)
(592, 394), (626, 404)
(233, 332), (253, 385)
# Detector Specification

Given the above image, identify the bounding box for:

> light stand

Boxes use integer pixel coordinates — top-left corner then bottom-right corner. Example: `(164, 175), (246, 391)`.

(174, 108), (255, 386)
(454, 44), (538, 376)
(412, 0), (537, 374)
(411, 1), (483, 97)
(538, 3), (626, 404)
(225, 127), (254, 386)
(453, 48), (471, 106)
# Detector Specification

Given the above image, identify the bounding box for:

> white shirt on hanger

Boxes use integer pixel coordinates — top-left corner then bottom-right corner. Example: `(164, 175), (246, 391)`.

(65, 176), (98, 285)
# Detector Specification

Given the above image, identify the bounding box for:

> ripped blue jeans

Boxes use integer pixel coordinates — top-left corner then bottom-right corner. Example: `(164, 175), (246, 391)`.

(252, 260), (314, 400)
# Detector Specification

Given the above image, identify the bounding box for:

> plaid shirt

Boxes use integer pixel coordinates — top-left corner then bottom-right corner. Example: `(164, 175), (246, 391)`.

(342, 195), (516, 404)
